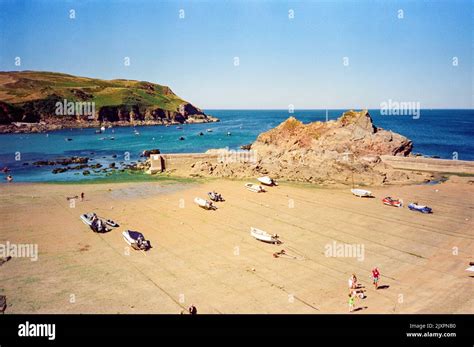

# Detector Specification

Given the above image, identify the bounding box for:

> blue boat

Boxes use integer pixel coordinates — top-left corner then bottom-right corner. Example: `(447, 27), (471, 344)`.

(408, 203), (432, 214)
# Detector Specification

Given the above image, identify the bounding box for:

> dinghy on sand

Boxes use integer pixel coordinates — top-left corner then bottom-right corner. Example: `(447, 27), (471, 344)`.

(122, 230), (151, 251)
(351, 189), (373, 197)
(194, 197), (216, 210)
(382, 197), (403, 207)
(245, 183), (265, 193)
(208, 191), (224, 202)
(250, 227), (279, 244)
(408, 202), (432, 214)
(257, 176), (278, 186)
(80, 213), (109, 233)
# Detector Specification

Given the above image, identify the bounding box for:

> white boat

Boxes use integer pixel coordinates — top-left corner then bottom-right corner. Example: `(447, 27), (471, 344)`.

(100, 126), (106, 132)
(80, 212), (95, 226)
(351, 189), (373, 197)
(206, 129), (213, 132)
(466, 265), (474, 272)
(80, 213), (108, 233)
(194, 197), (216, 210)
(122, 230), (151, 251)
(250, 227), (279, 243)
(257, 176), (278, 186)
(245, 183), (265, 193)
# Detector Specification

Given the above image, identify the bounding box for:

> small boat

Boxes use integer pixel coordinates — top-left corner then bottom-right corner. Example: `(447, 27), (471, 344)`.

(194, 197), (216, 210)
(208, 191), (224, 202)
(80, 213), (109, 233)
(245, 183), (265, 193)
(250, 227), (279, 244)
(466, 265), (474, 272)
(105, 219), (119, 227)
(351, 189), (373, 197)
(179, 136), (185, 141)
(198, 132), (204, 136)
(122, 230), (151, 251)
(257, 176), (278, 186)
(100, 126), (106, 132)
(133, 129), (140, 136)
(206, 129), (213, 132)
(382, 197), (403, 207)
(176, 126), (183, 130)
(408, 202), (432, 214)
(227, 132), (231, 136)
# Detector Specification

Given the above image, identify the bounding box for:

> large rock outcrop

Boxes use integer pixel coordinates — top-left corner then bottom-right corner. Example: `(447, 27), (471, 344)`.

(187, 110), (431, 186)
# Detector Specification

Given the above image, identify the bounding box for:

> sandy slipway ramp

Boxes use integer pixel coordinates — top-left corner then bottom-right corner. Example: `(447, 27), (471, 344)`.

(189, 110), (432, 185)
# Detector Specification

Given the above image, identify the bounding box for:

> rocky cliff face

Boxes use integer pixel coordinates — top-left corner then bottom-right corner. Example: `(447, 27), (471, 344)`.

(187, 110), (431, 186)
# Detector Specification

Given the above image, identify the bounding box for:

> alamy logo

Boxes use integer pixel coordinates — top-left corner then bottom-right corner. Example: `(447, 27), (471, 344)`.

(0, 242), (38, 261)
(18, 321), (56, 340)
(55, 99), (95, 119)
(380, 99), (420, 119)
(324, 241), (365, 262)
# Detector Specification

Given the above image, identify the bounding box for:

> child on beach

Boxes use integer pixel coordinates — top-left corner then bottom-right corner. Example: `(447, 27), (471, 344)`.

(348, 292), (356, 312)
(348, 274), (358, 293)
(372, 267), (380, 289)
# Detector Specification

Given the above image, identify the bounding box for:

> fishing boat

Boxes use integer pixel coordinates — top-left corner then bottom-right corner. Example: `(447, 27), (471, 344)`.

(122, 230), (151, 251)
(245, 183), (265, 193)
(382, 197), (403, 207)
(194, 197), (216, 210)
(257, 176), (278, 186)
(250, 227), (279, 244)
(351, 189), (373, 197)
(408, 202), (432, 214)
(206, 129), (213, 132)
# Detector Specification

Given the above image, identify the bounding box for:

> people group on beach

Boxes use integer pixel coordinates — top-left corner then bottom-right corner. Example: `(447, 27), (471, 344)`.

(347, 268), (381, 312)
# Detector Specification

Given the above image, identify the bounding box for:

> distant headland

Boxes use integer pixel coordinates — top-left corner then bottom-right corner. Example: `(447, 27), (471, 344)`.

(0, 71), (218, 133)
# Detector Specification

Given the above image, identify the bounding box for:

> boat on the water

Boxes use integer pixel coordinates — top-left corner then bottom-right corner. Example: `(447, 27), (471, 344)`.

(351, 189), (373, 197)
(250, 227), (279, 244)
(408, 202), (432, 214)
(206, 129), (213, 132)
(257, 176), (278, 186)
(194, 197), (216, 210)
(382, 197), (403, 207)
(245, 183), (265, 193)
(122, 230), (151, 251)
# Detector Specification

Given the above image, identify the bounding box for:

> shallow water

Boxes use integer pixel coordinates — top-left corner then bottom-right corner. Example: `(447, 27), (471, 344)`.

(0, 109), (472, 182)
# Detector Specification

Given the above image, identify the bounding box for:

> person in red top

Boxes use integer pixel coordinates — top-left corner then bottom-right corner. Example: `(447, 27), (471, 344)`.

(372, 267), (380, 289)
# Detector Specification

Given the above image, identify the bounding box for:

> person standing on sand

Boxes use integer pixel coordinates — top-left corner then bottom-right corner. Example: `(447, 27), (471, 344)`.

(348, 293), (356, 312)
(188, 305), (197, 315)
(372, 267), (380, 289)
(80, 192), (84, 202)
(6, 175), (13, 183)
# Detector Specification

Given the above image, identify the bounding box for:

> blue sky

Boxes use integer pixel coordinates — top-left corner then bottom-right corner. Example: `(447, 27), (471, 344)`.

(0, 0), (472, 109)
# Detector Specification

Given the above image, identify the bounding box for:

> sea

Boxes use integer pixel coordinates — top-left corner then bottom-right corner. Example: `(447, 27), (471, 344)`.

(0, 109), (472, 183)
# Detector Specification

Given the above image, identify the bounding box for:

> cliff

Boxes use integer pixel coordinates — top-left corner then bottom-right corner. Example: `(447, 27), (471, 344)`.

(0, 71), (218, 132)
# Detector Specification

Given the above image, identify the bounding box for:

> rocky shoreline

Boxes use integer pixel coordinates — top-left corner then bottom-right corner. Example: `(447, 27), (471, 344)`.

(0, 116), (219, 134)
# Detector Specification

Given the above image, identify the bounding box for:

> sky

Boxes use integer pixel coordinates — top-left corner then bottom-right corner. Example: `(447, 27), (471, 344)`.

(0, 0), (472, 109)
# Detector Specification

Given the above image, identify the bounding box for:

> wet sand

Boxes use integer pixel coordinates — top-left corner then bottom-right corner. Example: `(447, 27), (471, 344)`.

(0, 177), (473, 313)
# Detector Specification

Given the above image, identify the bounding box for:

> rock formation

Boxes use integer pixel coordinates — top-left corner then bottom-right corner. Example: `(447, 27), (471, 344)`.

(187, 110), (432, 185)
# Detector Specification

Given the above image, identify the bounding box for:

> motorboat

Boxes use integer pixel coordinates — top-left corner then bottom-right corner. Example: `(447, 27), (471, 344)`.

(250, 227), (279, 244)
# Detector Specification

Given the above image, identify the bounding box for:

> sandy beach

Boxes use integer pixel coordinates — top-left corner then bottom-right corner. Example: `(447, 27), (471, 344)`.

(0, 177), (473, 314)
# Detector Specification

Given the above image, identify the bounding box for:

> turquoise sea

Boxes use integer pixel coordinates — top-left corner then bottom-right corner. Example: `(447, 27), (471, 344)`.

(0, 109), (473, 182)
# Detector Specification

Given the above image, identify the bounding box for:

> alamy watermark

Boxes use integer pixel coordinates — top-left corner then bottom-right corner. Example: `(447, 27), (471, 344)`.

(217, 147), (257, 164)
(324, 241), (365, 262)
(380, 99), (420, 119)
(0, 241), (38, 261)
(55, 99), (95, 120)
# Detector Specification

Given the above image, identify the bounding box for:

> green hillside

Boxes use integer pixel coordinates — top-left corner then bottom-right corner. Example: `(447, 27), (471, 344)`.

(0, 71), (209, 125)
